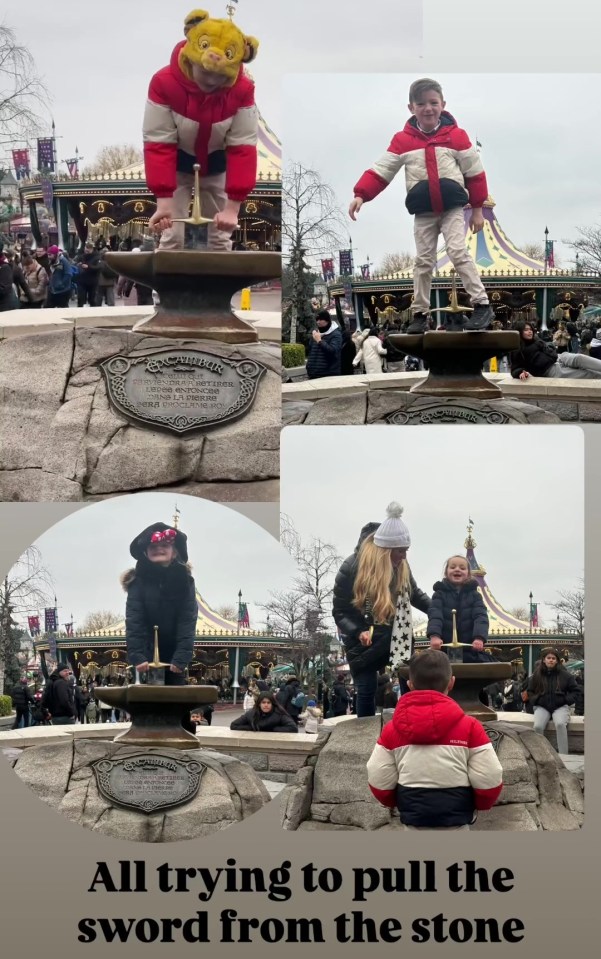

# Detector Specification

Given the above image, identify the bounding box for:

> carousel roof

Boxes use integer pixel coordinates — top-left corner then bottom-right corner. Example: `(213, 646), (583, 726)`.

(89, 588), (257, 638)
(435, 198), (554, 276)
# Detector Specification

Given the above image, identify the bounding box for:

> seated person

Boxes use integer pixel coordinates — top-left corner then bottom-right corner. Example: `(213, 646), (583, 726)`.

(230, 691), (298, 733)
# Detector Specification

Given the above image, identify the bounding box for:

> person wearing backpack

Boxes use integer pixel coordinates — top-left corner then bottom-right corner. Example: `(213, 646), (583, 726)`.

(20, 254), (48, 307)
(47, 245), (74, 308)
(276, 675), (304, 723)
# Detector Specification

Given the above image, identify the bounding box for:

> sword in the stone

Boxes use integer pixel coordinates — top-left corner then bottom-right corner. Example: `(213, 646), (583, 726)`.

(170, 163), (239, 250)
(145, 625), (170, 686)
(442, 608), (472, 663)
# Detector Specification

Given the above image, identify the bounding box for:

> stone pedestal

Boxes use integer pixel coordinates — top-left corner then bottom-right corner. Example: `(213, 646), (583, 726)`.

(95, 684), (217, 750)
(0, 329), (280, 500)
(387, 331), (520, 398)
(106, 250), (281, 344)
(281, 718), (583, 832)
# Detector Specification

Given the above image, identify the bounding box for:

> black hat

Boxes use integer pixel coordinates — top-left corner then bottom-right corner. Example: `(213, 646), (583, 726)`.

(55, 662), (71, 674)
(130, 522), (188, 562)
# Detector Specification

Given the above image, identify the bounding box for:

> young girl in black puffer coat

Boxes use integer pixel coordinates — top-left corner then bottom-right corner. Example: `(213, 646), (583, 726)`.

(427, 555), (489, 659)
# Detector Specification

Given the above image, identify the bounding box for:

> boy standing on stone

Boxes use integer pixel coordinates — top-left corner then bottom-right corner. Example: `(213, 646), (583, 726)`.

(366, 650), (503, 829)
(349, 78), (494, 332)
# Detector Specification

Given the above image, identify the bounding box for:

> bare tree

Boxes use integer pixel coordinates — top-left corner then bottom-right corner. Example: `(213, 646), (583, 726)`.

(520, 243), (544, 261)
(0, 23), (50, 146)
(79, 611), (123, 633)
(379, 251), (415, 274)
(508, 606), (528, 622)
(215, 605), (237, 623)
(258, 589), (313, 680)
(0, 546), (54, 694)
(546, 580), (585, 638)
(280, 513), (342, 632)
(83, 144), (143, 176)
(565, 223), (601, 273)
(282, 163), (347, 343)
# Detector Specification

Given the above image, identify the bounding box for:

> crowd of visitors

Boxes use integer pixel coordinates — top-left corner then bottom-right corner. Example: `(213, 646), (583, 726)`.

(0, 236), (156, 312)
(302, 306), (601, 381)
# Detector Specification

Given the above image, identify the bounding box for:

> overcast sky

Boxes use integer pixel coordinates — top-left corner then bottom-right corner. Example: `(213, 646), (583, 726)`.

(281, 426), (584, 626)
(12, 494), (297, 632)
(4, 0), (422, 172)
(282, 73), (600, 270)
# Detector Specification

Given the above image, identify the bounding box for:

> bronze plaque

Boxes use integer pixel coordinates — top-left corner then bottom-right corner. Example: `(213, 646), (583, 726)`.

(100, 348), (266, 434)
(387, 406), (510, 425)
(93, 753), (205, 813)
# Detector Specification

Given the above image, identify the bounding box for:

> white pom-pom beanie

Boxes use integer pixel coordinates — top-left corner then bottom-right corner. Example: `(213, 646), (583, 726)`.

(373, 502), (411, 548)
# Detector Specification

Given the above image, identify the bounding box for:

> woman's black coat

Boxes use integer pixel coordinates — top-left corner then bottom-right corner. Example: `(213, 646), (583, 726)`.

(332, 555), (430, 674)
(122, 559), (197, 669)
(427, 579), (489, 647)
(230, 707), (298, 733)
(510, 336), (557, 378)
(527, 665), (579, 713)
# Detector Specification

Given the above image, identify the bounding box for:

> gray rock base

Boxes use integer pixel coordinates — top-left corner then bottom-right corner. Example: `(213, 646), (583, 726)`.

(281, 719), (583, 831)
(12, 738), (271, 841)
(0, 329), (280, 501)
(283, 393), (559, 426)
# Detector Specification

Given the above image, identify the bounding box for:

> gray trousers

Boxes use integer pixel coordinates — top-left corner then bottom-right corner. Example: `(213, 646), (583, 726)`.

(533, 704), (571, 754)
(545, 352), (601, 379)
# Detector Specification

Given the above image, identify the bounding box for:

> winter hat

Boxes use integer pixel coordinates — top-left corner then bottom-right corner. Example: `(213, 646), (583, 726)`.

(55, 662), (71, 674)
(130, 522), (189, 562)
(307, 700), (317, 707)
(47, 245), (61, 255)
(373, 502), (411, 549)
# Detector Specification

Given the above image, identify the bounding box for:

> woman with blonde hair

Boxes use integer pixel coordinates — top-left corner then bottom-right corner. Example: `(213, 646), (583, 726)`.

(332, 503), (431, 717)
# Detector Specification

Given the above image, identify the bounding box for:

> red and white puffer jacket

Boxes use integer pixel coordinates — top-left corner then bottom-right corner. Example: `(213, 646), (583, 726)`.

(354, 112), (487, 216)
(366, 689), (503, 827)
(143, 41), (258, 201)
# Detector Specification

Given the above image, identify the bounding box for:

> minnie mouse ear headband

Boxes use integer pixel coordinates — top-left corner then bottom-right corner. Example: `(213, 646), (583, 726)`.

(130, 523), (189, 562)
(373, 502), (411, 549)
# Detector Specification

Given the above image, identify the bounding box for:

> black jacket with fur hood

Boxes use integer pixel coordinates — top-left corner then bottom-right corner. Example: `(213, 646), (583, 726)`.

(121, 557), (197, 669)
(427, 578), (489, 648)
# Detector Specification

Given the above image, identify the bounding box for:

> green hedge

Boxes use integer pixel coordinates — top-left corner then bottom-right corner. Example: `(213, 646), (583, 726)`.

(282, 343), (306, 368)
(0, 695), (12, 717)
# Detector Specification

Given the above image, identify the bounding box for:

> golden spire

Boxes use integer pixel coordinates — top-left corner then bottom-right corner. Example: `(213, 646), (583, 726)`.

(465, 518), (476, 550)
(173, 504), (180, 530)
(226, 1), (238, 20)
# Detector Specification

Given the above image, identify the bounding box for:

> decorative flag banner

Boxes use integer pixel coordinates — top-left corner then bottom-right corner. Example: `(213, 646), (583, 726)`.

(545, 240), (555, 269)
(40, 177), (54, 210)
(12, 148), (30, 179)
(37, 137), (55, 172)
(64, 623), (73, 637)
(44, 608), (57, 633)
(360, 263), (370, 279)
(238, 602), (250, 629)
(65, 158), (79, 178)
(530, 602), (539, 628)
(48, 634), (57, 658)
(339, 249), (353, 276)
(321, 258), (335, 282)
(27, 615), (40, 636)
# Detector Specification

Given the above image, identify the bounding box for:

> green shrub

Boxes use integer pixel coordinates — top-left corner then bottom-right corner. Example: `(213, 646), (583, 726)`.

(282, 343), (306, 368)
(0, 695), (13, 717)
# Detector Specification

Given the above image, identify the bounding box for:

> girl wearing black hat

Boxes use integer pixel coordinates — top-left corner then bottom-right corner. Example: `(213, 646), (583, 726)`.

(229, 691), (298, 733)
(526, 649), (579, 755)
(121, 523), (198, 683)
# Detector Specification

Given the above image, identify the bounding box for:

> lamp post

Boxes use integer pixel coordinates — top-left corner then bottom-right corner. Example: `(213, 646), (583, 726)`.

(232, 589), (242, 705)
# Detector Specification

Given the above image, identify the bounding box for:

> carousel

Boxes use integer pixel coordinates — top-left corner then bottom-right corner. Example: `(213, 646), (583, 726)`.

(34, 591), (289, 686)
(331, 198), (600, 331)
(17, 113), (281, 252)
(414, 522), (583, 674)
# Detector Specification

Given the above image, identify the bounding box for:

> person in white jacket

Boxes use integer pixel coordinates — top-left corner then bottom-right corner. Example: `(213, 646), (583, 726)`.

(353, 326), (388, 374)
